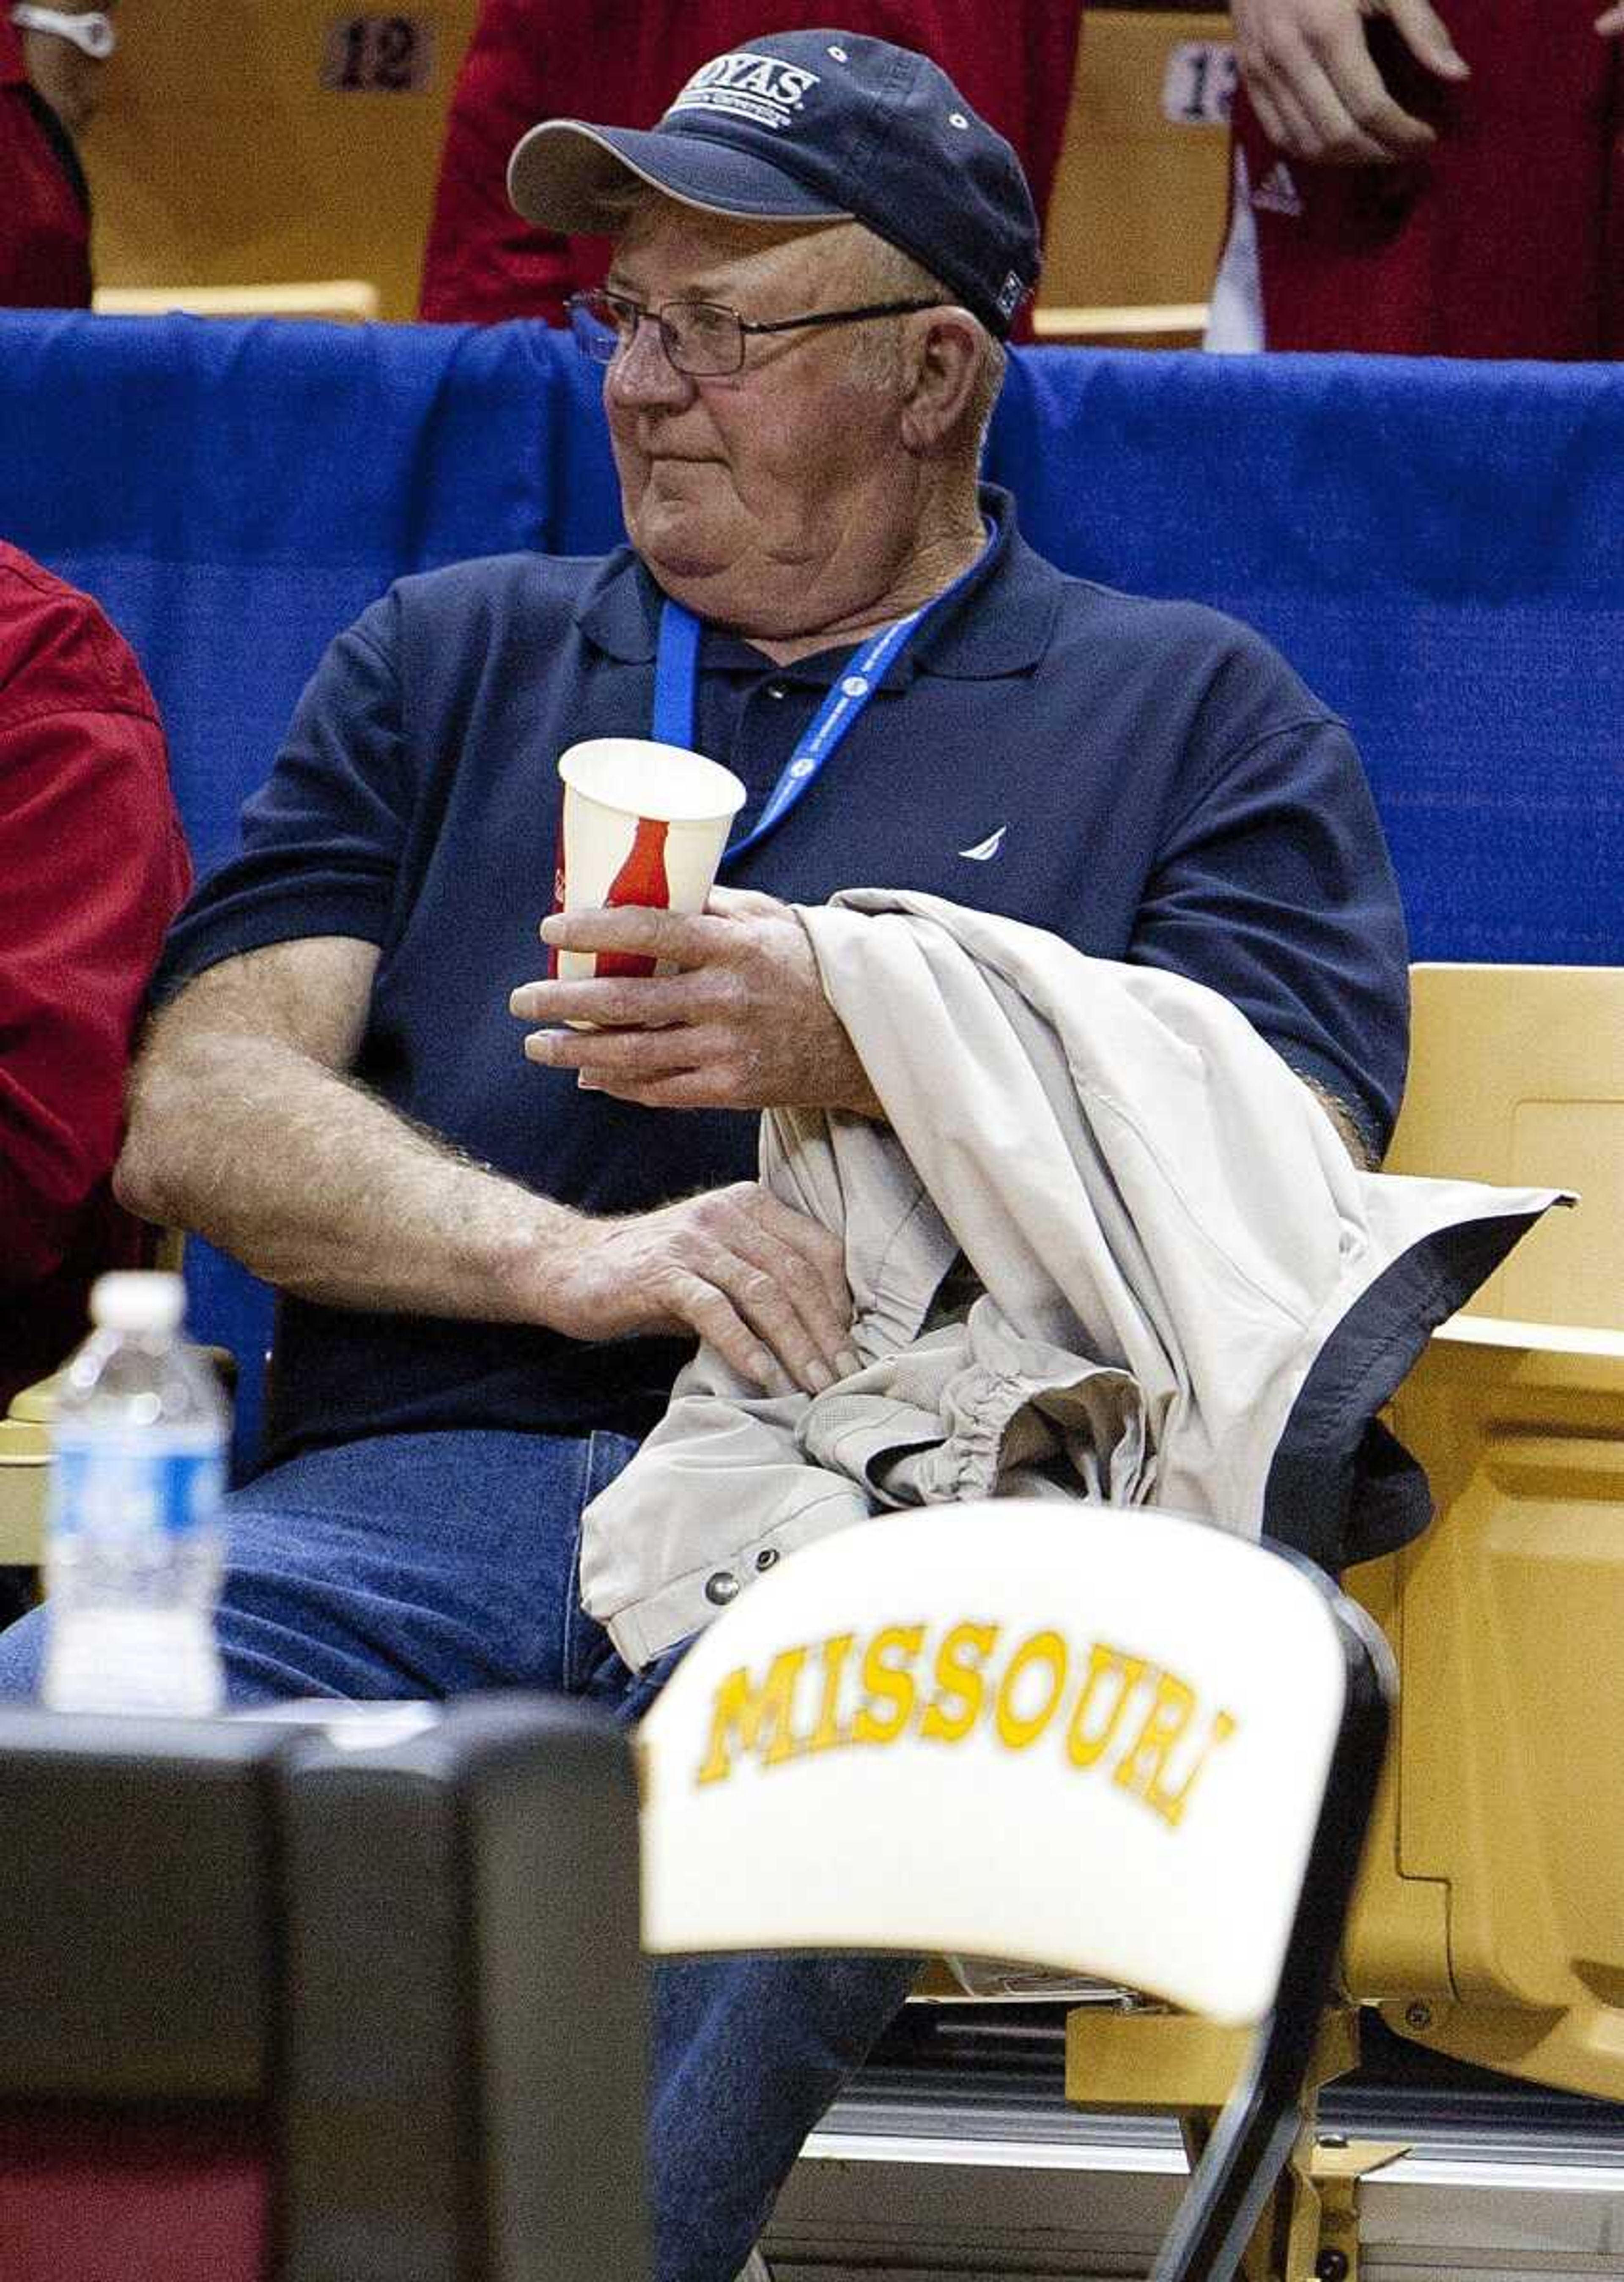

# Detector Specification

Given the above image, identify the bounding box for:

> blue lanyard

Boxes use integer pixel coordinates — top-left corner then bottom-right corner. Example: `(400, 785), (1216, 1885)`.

(651, 524), (995, 869)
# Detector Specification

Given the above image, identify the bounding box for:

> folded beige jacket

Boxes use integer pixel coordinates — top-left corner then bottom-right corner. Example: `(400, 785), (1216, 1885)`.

(581, 892), (1559, 1670)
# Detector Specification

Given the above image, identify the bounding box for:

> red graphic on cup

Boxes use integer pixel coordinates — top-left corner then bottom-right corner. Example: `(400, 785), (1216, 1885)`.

(595, 815), (670, 979)
(547, 832), (568, 980)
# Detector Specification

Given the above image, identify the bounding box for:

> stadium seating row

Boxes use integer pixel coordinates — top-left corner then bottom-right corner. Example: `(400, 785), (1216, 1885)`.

(73, 5), (1234, 332)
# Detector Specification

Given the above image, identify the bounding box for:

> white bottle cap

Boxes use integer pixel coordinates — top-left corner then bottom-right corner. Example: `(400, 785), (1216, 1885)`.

(89, 1270), (187, 1336)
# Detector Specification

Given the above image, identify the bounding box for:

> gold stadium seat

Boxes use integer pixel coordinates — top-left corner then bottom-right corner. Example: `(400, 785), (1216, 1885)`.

(1059, 964), (1624, 2270)
(0, 1376), (52, 1569)
(1031, 303), (1209, 348)
(0, 1234), (227, 1574)
(80, 2), (478, 321)
(1035, 8), (1233, 342)
(92, 280), (380, 322)
(1342, 965), (1624, 2098)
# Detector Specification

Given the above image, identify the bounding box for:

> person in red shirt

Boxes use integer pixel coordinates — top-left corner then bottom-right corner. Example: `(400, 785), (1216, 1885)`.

(1208, 0), (1624, 357)
(0, 10), (101, 307)
(0, 543), (191, 1414)
(419, 0), (1083, 341)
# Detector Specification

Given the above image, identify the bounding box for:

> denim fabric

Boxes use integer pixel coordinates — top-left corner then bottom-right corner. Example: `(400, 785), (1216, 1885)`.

(0, 1427), (914, 2282)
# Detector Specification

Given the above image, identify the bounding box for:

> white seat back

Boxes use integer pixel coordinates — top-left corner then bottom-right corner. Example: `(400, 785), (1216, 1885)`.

(641, 1503), (1366, 2027)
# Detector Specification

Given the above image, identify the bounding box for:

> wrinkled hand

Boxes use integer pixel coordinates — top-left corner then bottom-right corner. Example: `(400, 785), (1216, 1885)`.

(510, 887), (882, 1116)
(1231, 0), (1468, 165)
(541, 1183), (857, 1396)
(21, 23), (106, 138)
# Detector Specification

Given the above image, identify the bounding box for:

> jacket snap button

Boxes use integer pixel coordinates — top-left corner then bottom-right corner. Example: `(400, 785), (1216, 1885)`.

(754, 1548), (780, 1571)
(705, 1571), (741, 1605)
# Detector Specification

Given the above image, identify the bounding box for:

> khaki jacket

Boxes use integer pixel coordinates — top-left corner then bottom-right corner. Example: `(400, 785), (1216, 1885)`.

(581, 893), (1558, 1670)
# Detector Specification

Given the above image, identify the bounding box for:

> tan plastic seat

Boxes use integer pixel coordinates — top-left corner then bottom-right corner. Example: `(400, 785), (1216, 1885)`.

(0, 1378), (52, 1569)
(1056, 965), (1624, 2274)
(1036, 9), (1232, 332)
(93, 280), (380, 322)
(80, 1), (478, 321)
(1342, 965), (1624, 2100)
(1, 1236), (233, 1574)
(1031, 303), (1209, 348)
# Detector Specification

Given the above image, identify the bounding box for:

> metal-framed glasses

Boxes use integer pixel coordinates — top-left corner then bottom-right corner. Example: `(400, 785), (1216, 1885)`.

(566, 286), (950, 378)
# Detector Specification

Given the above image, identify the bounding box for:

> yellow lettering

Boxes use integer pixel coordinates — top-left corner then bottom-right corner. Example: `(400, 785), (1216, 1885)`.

(804, 1630), (856, 1755)
(1144, 1707), (1238, 1828)
(919, 1621), (1000, 1743)
(695, 1646), (809, 1785)
(1112, 1670), (1197, 1808)
(995, 1628), (1069, 1749)
(1066, 1643), (1148, 1769)
(852, 1624), (924, 1744)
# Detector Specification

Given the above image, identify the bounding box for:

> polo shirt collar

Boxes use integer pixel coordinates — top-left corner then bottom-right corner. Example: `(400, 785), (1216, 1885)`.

(573, 484), (1057, 683)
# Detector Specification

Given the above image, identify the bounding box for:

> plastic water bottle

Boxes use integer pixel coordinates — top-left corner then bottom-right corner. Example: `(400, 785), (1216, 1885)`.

(42, 1270), (228, 1715)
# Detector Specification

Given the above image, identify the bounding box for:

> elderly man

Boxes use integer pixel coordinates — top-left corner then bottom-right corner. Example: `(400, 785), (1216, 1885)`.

(0, 29), (1408, 2278)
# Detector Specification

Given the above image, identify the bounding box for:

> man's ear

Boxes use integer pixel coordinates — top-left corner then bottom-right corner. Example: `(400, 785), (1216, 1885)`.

(897, 308), (984, 453)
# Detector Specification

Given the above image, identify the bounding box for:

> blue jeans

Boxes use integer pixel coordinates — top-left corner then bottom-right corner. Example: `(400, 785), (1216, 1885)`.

(0, 1429), (917, 2281)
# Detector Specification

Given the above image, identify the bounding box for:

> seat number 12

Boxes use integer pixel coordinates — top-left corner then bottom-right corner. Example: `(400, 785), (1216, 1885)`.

(324, 15), (434, 93)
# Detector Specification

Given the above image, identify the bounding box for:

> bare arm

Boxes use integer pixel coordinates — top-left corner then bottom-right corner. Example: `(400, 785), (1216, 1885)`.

(1302, 1075), (1379, 1169)
(115, 936), (856, 1392)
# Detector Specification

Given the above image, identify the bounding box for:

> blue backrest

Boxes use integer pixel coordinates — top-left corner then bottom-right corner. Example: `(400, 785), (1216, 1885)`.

(985, 352), (1624, 965)
(3, 315), (1620, 1456)
(1, 313), (621, 1458)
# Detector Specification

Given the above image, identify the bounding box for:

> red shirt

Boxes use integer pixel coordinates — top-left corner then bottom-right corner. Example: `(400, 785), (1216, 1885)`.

(0, 20), (91, 308)
(1224, 4), (1623, 357)
(420, 0), (1083, 340)
(0, 546), (191, 1405)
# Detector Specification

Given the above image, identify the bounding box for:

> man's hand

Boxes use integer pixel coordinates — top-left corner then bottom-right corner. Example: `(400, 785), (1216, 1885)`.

(539, 1183), (858, 1396)
(1231, 0), (1468, 165)
(509, 886), (883, 1117)
(1597, 5), (1624, 36)
(20, 18), (108, 138)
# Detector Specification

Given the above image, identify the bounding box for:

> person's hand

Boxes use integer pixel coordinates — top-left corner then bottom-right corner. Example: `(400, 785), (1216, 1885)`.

(510, 886), (883, 1116)
(539, 1183), (857, 1396)
(1230, 0), (1469, 165)
(20, 20), (107, 138)
(1597, 4), (1624, 36)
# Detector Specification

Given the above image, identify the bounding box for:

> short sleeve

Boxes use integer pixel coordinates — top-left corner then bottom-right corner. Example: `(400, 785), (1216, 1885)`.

(1131, 697), (1410, 1157)
(154, 592), (409, 1002)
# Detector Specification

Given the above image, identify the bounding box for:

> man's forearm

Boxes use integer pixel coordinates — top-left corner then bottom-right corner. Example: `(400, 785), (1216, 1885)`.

(1302, 1075), (1378, 1169)
(118, 1026), (578, 1322)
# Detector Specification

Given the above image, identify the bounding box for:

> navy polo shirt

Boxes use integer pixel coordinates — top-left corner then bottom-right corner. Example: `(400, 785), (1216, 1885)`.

(157, 486), (1409, 1463)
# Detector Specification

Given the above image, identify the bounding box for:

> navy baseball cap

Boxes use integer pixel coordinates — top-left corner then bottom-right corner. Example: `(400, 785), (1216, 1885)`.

(507, 29), (1040, 340)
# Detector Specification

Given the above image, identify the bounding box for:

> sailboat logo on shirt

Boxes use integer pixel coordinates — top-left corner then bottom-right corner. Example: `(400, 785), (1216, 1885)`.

(958, 825), (1009, 861)
(593, 815), (671, 978)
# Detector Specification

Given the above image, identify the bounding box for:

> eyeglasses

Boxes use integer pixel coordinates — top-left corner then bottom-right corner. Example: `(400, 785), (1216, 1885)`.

(565, 286), (950, 378)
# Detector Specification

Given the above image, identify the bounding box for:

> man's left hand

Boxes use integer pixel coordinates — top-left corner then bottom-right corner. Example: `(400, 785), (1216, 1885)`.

(1597, 5), (1624, 35)
(510, 887), (883, 1116)
(20, 19), (107, 138)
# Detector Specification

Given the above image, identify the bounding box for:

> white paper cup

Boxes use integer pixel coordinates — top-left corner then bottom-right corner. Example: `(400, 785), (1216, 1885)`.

(551, 738), (748, 988)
